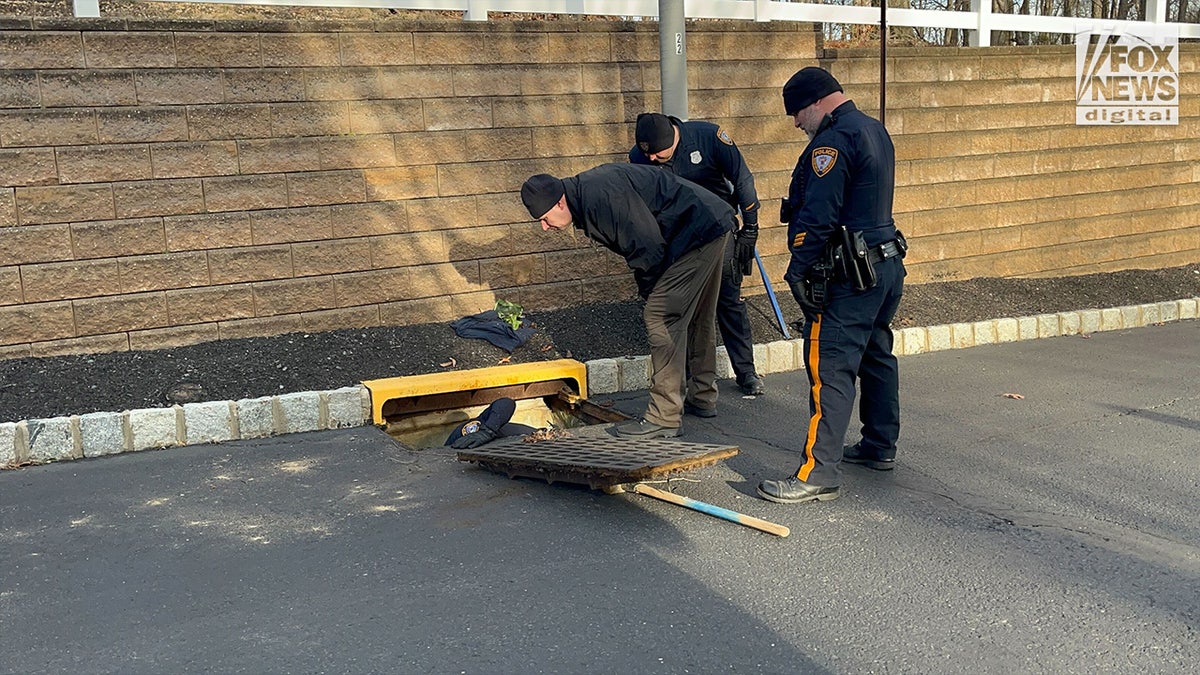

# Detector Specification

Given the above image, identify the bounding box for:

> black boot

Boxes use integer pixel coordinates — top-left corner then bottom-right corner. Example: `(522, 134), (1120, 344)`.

(843, 443), (895, 471)
(738, 373), (765, 396)
(756, 477), (839, 504)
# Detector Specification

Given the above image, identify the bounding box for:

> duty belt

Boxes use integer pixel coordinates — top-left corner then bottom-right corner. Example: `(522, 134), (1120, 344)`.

(865, 239), (902, 266)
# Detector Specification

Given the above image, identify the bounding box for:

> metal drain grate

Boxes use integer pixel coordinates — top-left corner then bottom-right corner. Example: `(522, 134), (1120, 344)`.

(456, 435), (739, 489)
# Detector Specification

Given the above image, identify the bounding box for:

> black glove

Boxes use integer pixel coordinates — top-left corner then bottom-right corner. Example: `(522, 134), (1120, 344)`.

(788, 277), (820, 317)
(451, 425), (498, 449)
(734, 225), (758, 269)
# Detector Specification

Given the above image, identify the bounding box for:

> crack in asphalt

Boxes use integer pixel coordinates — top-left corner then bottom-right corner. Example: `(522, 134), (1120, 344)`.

(889, 466), (1200, 573)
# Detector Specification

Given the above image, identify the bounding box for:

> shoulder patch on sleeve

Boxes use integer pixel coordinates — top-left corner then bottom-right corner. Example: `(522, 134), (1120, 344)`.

(812, 147), (838, 177)
(715, 126), (734, 146)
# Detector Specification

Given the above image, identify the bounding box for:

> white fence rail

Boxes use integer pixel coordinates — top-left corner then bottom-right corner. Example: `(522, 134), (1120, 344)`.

(71, 0), (1200, 45)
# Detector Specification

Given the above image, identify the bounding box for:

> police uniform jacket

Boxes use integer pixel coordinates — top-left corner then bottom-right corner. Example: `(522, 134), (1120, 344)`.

(629, 117), (761, 227)
(782, 100), (896, 285)
(563, 163), (736, 298)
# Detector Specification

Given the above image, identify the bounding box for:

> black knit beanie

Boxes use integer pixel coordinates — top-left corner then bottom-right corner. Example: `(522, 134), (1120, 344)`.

(635, 113), (675, 154)
(521, 174), (565, 219)
(782, 67), (843, 115)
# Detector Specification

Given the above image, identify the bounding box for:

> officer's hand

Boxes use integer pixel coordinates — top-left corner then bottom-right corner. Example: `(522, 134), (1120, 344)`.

(723, 254), (743, 287)
(788, 278), (820, 316)
(734, 225), (758, 268)
(451, 426), (498, 449)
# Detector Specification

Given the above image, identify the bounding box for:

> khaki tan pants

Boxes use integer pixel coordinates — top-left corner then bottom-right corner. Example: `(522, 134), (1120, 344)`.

(642, 233), (728, 428)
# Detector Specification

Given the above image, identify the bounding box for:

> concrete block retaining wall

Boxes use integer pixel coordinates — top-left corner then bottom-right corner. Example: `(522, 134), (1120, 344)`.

(0, 18), (1197, 360)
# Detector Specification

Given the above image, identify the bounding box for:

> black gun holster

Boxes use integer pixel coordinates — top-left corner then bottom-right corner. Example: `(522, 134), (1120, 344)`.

(836, 225), (877, 291)
(800, 241), (838, 309)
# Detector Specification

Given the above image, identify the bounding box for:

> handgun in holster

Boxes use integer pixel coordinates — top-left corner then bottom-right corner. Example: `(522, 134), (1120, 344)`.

(802, 242), (838, 308)
(836, 225), (877, 291)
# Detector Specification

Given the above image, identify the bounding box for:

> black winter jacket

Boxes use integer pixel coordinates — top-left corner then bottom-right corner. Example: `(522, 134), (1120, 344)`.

(562, 163), (735, 298)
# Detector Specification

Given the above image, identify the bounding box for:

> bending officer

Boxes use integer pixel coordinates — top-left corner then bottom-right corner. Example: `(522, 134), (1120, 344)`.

(521, 163), (736, 438)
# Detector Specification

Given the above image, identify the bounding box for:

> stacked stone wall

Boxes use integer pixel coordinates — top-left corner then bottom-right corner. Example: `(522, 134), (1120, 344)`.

(1, 17), (1196, 357)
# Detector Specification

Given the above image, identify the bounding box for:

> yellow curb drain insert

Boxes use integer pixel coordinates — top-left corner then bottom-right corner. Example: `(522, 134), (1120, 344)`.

(362, 358), (588, 426)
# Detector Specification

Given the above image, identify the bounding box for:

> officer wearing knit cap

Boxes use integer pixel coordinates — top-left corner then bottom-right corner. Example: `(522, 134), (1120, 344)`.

(635, 113), (676, 156)
(521, 174), (566, 226)
(757, 67), (908, 506)
(520, 163), (736, 439)
(629, 112), (766, 397)
(781, 66), (844, 118)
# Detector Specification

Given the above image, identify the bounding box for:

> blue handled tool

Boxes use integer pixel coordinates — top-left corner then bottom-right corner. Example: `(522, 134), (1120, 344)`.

(753, 248), (790, 339)
(632, 483), (790, 537)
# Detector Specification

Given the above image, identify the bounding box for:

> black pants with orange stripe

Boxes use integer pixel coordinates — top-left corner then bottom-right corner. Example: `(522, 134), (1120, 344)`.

(794, 256), (905, 487)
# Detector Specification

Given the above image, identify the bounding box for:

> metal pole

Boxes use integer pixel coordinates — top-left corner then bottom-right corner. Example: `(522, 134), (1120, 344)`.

(658, 0), (689, 120)
(754, 250), (790, 340)
(880, 0), (887, 126)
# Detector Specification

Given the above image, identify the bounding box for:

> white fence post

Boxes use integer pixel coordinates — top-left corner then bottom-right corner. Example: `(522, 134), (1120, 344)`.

(755, 0), (771, 22)
(969, 0), (992, 46)
(465, 0), (488, 21)
(1145, 0), (1167, 24)
(73, 0), (100, 17)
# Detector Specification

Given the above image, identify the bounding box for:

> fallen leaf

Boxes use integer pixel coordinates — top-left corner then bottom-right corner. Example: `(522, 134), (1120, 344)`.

(439, 357), (457, 368)
(539, 344), (554, 353)
(564, 350), (573, 358)
(1002, 393), (1025, 400)
(497, 356), (512, 364)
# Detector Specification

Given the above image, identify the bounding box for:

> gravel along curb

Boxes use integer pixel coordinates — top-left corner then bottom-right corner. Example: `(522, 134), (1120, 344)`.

(2, 298), (1197, 469)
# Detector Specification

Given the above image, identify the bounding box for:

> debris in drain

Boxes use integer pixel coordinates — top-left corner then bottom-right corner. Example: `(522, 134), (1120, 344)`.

(522, 428), (572, 443)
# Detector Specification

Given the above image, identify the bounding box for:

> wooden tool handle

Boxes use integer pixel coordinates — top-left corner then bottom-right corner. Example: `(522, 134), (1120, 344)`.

(633, 484), (790, 538)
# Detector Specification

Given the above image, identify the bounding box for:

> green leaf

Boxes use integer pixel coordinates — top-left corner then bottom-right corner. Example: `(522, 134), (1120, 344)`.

(495, 299), (523, 330)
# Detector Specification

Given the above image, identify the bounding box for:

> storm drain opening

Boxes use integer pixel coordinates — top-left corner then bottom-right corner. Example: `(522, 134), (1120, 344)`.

(363, 359), (610, 449)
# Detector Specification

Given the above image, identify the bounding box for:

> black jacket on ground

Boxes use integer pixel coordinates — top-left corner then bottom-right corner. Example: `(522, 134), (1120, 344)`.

(562, 163), (736, 298)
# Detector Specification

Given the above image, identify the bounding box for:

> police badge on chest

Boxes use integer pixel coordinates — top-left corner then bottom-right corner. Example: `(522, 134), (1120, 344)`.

(690, 150), (702, 164)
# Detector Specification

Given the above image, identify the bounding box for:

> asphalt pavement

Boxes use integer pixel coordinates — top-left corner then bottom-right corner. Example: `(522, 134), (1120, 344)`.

(1, 321), (1197, 674)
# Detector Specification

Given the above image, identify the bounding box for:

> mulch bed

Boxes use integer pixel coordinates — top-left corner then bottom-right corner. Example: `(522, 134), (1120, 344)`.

(1, 264), (1198, 422)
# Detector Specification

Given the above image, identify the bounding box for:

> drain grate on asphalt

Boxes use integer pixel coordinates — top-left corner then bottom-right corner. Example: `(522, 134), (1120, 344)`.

(456, 435), (739, 490)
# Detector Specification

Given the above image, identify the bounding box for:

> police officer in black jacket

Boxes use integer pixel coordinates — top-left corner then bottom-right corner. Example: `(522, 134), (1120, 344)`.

(630, 113), (766, 396)
(521, 164), (736, 438)
(758, 67), (907, 504)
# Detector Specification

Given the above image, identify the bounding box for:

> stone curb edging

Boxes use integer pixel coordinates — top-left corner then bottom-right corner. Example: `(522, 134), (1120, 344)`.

(0, 387), (369, 468)
(2, 298), (1197, 469)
